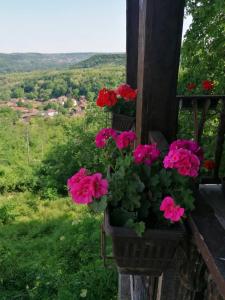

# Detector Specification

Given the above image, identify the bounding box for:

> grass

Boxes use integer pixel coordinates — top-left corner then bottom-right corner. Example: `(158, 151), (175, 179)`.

(0, 192), (117, 300)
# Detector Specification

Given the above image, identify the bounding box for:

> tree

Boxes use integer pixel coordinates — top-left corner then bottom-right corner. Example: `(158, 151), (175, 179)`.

(39, 88), (52, 101)
(11, 87), (25, 98)
(0, 89), (11, 101)
(64, 98), (74, 109)
(178, 0), (225, 94)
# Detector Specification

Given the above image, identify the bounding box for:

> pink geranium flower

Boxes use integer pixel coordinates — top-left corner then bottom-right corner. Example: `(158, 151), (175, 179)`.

(163, 148), (200, 177)
(90, 173), (108, 198)
(95, 128), (117, 148)
(70, 176), (93, 204)
(169, 139), (203, 161)
(116, 131), (136, 149)
(68, 169), (108, 205)
(67, 168), (88, 190)
(160, 196), (184, 222)
(133, 144), (160, 166)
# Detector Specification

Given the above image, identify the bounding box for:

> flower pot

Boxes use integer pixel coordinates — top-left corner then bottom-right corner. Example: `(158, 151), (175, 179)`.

(102, 208), (186, 276)
(112, 113), (135, 132)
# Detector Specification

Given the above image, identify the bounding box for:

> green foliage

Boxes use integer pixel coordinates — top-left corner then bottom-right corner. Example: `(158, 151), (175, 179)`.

(64, 98), (74, 108)
(125, 219), (145, 237)
(178, 0), (225, 94)
(43, 102), (59, 111)
(11, 87), (25, 98)
(0, 113), (65, 193)
(74, 54), (125, 69)
(37, 110), (107, 195)
(88, 196), (107, 213)
(0, 65), (125, 101)
(0, 193), (117, 299)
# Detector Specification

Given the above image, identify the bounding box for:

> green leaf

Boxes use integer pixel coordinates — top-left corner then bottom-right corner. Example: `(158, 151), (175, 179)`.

(126, 219), (145, 237)
(110, 208), (136, 226)
(88, 197), (107, 213)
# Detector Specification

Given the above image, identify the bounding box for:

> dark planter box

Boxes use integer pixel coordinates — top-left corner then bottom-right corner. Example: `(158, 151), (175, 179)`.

(112, 113), (135, 132)
(103, 209), (186, 276)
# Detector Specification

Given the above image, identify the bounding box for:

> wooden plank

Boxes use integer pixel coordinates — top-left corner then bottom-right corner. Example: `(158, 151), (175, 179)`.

(177, 95), (225, 100)
(126, 0), (139, 88)
(130, 275), (149, 300)
(189, 185), (225, 298)
(119, 274), (131, 300)
(136, 0), (185, 144)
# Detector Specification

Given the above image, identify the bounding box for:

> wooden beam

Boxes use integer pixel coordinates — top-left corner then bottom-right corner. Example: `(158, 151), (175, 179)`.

(136, 0), (185, 144)
(126, 0), (139, 88)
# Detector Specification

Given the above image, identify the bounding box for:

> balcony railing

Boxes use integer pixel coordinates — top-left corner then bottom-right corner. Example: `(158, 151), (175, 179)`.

(177, 95), (225, 181)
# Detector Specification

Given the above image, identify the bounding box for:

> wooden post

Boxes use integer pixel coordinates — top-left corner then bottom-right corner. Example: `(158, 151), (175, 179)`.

(120, 0), (185, 298)
(136, 0), (185, 144)
(126, 0), (139, 89)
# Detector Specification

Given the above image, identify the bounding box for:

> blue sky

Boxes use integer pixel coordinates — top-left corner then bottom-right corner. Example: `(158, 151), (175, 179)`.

(0, 0), (191, 53)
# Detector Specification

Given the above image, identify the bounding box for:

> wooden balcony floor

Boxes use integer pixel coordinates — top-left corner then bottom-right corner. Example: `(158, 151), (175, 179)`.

(190, 184), (225, 297)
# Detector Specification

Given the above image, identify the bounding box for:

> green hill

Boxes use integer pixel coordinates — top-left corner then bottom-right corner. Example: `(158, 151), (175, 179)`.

(0, 53), (94, 73)
(73, 53), (126, 69)
(0, 53), (126, 74)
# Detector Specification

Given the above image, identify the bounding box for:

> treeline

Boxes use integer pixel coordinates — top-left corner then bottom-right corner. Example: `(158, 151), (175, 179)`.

(0, 66), (125, 101)
(0, 52), (94, 73)
(74, 53), (126, 69)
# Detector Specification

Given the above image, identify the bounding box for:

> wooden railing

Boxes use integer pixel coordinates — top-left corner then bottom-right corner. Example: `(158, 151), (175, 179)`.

(177, 95), (225, 181)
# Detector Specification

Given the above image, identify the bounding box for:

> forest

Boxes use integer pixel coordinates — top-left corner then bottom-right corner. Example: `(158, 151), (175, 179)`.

(0, 0), (224, 299)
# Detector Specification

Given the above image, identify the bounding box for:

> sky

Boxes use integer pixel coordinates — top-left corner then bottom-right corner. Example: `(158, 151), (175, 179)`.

(0, 0), (192, 53)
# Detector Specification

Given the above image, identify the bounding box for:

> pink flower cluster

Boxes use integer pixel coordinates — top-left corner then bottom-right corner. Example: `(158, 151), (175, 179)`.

(95, 128), (117, 148)
(67, 168), (108, 204)
(116, 131), (136, 149)
(164, 148), (200, 177)
(95, 128), (136, 150)
(133, 144), (160, 166)
(160, 196), (184, 222)
(169, 139), (203, 161)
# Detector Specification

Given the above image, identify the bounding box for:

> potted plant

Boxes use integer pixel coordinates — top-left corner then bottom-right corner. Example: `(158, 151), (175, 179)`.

(96, 84), (137, 131)
(67, 129), (203, 275)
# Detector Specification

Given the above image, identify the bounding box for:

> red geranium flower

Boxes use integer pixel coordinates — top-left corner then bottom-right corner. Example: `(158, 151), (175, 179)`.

(203, 159), (215, 170)
(96, 88), (118, 107)
(187, 82), (196, 91)
(115, 84), (137, 101)
(202, 80), (214, 91)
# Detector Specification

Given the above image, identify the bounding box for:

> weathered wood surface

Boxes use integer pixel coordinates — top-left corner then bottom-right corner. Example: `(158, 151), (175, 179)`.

(176, 241), (225, 300)
(130, 276), (149, 300)
(188, 185), (225, 299)
(119, 274), (131, 300)
(136, 0), (185, 144)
